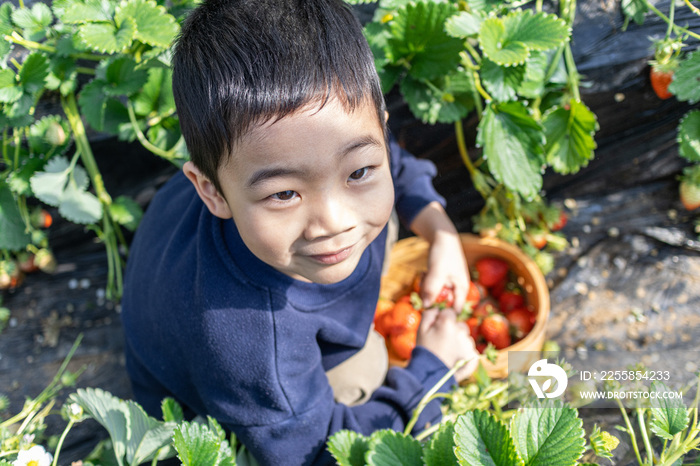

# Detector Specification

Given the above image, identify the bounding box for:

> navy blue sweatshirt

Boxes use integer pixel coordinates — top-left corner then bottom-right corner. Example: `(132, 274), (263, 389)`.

(121, 138), (457, 465)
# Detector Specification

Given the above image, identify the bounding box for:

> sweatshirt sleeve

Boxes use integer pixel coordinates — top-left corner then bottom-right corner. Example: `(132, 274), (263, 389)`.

(181, 305), (456, 466)
(388, 134), (446, 229)
(227, 348), (456, 466)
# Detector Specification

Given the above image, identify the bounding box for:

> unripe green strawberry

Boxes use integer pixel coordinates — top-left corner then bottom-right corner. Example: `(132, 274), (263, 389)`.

(34, 248), (57, 273)
(680, 180), (700, 211)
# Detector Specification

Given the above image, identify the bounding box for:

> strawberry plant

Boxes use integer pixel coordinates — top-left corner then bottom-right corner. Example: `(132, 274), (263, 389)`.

(621, 0), (700, 230)
(347, 0), (598, 274)
(0, 0), (193, 300)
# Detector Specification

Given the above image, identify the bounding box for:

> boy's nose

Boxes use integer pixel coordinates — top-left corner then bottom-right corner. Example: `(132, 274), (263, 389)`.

(303, 197), (356, 241)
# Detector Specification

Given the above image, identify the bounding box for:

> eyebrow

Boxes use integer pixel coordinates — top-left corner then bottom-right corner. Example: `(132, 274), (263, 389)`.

(245, 135), (384, 189)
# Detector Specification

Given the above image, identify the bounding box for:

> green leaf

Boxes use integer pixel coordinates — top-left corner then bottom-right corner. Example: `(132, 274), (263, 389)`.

(61, 0), (115, 24)
(103, 98), (130, 135)
(668, 51), (700, 104)
(11, 3), (52, 41)
(510, 399), (586, 466)
(7, 156), (46, 196)
(78, 16), (136, 54)
(70, 388), (129, 466)
(543, 99), (597, 174)
(327, 430), (371, 466)
(445, 10), (483, 38)
(479, 10), (569, 66)
(365, 429), (423, 466)
(0, 3), (13, 62)
(649, 381), (689, 440)
(477, 102), (545, 199)
(0, 68), (22, 103)
(133, 67), (175, 116)
(481, 58), (524, 101)
(387, 1), (463, 80)
(114, 0), (180, 48)
(19, 52), (49, 94)
(161, 398), (184, 423)
(517, 51), (550, 99)
(29, 156), (70, 206)
(125, 400), (174, 465)
(621, 0), (648, 26)
(423, 421), (458, 466)
(102, 56), (149, 96)
(173, 421), (235, 466)
(454, 410), (523, 466)
(479, 17), (529, 66)
(79, 79), (108, 131)
(678, 110), (700, 162)
(0, 93), (33, 128)
(58, 178), (102, 224)
(0, 181), (32, 250)
(400, 72), (474, 124)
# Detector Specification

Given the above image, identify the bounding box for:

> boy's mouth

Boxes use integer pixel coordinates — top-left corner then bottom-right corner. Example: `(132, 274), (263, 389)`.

(308, 245), (354, 265)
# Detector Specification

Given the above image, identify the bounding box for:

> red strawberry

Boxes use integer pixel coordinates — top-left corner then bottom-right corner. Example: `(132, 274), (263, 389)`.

(480, 314), (511, 349)
(499, 291), (524, 314)
(680, 180), (700, 211)
(472, 300), (497, 319)
(465, 281), (481, 308)
(466, 316), (480, 341)
(434, 285), (455, 308)
(550, 211), (568, 231)
(650, 65), (673, 100)
(506, 307), (535, 339)
(475, 257), (509, 288)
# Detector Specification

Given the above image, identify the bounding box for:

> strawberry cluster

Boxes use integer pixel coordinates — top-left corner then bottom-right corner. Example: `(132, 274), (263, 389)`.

(374, 256), (537, 362)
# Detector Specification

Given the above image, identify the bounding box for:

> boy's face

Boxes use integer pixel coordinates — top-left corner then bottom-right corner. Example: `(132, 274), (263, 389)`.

(194, 98), (394, 284)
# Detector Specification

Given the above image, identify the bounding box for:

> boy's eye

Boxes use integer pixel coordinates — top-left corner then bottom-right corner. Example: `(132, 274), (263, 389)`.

(349, 167), (371, 181)
(270, 190), (298, 201)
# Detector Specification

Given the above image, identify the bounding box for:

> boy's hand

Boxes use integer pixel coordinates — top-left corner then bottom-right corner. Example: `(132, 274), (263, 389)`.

(417, 308), (479, 381)
(421, 230), (469, 312)
(409, 202), (470, 313)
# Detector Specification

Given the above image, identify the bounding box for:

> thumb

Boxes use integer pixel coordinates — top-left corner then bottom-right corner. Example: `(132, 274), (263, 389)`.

(419, 270), (443, 308)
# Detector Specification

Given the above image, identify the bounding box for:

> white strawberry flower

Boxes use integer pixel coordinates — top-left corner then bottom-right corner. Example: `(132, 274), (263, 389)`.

(12, 445), (53, 466)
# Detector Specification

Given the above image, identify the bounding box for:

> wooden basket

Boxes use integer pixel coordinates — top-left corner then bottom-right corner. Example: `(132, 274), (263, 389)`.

(380, 233), (550, 379)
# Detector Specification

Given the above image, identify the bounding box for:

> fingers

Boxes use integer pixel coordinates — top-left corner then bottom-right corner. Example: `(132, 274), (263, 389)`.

(419, 270), (442, 308)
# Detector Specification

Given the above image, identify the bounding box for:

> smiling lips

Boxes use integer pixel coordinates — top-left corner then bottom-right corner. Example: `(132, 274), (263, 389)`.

(308, 245), (354, 265)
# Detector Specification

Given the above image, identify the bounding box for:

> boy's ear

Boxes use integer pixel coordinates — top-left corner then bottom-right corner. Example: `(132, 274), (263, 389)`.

(182, 161), (233, 219)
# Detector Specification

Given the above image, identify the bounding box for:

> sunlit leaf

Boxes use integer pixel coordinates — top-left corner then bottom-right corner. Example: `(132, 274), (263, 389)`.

(387, 1), (463, 80)
(133, 67), (175, 116)
(114, 0), (180, 48)
(365, 429), (423, 466)
(29, 156), (70, 207)
(61, 0), (115, 24)
(445, 10), (483, 38)
(510, 399), (586, 466)
(401, 71), (474, 124)
(58, 178), (102, 224)
(0, 68), (21, 103)
(78, 16), (136, 54)
(479, 10), (569, 66)
(542, 99), (598, 174)
(678, 110), (700, 162)
(11, 3), (52, 41)
(649, 381), (689, 440)
(621, 0), (648, 26)
(423, 421), (458, 466)
(103, 56), (148, 96)
(517, 51), (550, 99)
(481, 58), (524, 101)
(477, 102), (545, 199)
(454, 410), (522, 466)
(161, 398), (184, 423)
(327, 430), (370, 466)
(173, 421), (235, 466)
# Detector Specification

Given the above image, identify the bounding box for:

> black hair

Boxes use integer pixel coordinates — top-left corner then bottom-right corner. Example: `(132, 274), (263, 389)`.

(172, 0), (386, 192)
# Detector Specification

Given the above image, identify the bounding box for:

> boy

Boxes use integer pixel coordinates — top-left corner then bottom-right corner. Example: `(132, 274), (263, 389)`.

(120, 0), (478, 464)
